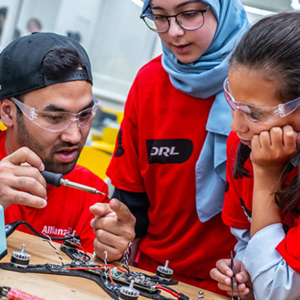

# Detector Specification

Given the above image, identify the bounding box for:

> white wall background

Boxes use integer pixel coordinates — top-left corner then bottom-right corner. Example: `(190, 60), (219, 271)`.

(15, 0), (60, 35)
(0, 0), (297, 111)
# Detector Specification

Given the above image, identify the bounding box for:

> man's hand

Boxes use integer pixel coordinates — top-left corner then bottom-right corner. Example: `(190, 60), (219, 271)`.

(210, 258), (254, 299)
(90, 198), (136, 262)
(0, 147), (47, 209)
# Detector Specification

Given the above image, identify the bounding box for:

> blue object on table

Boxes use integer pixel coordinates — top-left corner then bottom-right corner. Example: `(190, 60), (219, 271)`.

(0, 205), (7, 260)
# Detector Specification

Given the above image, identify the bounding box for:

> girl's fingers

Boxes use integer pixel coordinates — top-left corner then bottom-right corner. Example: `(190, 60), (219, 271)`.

(282, 126), (297, 151)
(259, 130), (272, 149)
(269, 127), (283, 147)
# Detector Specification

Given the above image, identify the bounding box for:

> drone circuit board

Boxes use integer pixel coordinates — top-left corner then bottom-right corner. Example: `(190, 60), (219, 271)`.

(0, 222), (188, 300)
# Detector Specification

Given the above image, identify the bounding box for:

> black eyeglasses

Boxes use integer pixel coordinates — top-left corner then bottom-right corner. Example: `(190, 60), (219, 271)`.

(140, 5), (211, 33)
(231, 251), (240, 300)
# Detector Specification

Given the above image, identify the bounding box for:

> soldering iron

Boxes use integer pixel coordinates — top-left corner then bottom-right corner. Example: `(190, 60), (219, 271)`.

(41, 170), (106, 195)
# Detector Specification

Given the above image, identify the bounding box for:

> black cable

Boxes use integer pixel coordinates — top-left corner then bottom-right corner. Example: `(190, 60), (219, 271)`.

(5, 220), (80, 241)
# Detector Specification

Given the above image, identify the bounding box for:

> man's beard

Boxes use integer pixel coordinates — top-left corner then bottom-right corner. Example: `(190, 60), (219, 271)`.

(16, 114), (82, 175)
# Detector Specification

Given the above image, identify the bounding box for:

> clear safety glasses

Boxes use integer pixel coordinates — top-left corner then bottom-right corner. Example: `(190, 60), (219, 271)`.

(223, 78), (300, 124)
(140, 5), (211, 33)
(11, 97), (99, 132)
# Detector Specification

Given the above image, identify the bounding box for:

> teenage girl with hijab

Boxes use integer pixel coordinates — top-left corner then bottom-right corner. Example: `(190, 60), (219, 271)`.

(210, 12), (300, 300)
(90, 0), (249, 293)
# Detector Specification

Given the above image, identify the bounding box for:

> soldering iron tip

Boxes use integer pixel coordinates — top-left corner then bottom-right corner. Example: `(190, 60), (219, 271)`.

(96, 190), (106, 196)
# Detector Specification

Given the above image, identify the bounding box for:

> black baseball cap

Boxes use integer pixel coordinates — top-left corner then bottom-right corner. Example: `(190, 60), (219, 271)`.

(0, 32), (93, 99)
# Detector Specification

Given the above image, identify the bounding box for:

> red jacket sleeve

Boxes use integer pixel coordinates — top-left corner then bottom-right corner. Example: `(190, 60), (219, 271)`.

(222, 131), (252, 229)
(276, 220), (300, 273)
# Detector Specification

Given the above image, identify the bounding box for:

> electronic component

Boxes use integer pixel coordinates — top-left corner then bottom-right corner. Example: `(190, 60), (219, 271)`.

(119, 280), (140, 300)
(156, 261), (173, 282)
(10, 244), (31, 268)
(60, 235), (90, 263)
(111, 269), (157, 293)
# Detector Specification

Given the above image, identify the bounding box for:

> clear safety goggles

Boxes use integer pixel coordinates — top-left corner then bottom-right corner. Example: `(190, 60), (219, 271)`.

(223, 78), (300, 123)
(11, 97), (99, 132)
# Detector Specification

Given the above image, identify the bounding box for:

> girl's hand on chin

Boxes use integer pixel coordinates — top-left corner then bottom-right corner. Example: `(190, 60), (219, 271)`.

(250, 125), (298, 176)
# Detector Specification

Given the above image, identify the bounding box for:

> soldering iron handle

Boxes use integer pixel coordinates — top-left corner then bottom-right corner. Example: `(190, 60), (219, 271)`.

(41, 170), (63, 187)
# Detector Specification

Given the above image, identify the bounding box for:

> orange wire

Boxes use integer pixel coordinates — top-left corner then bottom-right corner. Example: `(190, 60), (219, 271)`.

(109, 268), (115, 284)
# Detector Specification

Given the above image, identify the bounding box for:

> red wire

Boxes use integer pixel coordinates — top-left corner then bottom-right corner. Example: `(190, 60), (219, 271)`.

(66, 266), (105, 270)
(155, 285), (180, 299)
(106, 264), (127, 273)
(66, 265), (126, 273)
(109, 268), (115, 284)
(71, 243), (88, 259)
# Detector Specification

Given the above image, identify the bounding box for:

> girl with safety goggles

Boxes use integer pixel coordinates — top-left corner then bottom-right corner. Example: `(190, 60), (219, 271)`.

(210, 12), (300, 300)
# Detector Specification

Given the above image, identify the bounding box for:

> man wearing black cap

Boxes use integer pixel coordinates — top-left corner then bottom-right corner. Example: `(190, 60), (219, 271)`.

(0, 32), (135, 256)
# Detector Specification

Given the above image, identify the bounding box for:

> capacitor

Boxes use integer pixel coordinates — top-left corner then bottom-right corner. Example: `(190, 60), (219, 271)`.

(156, 260), (174, 282)
(119, 280), (140, 300)
(10, 244), (31, 268)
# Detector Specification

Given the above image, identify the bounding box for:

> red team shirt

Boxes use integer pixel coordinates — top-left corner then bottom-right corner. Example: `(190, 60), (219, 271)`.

(107, 56), (236, 292)
(0, 130), (109, 253)
(223, 131), (300, 273)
